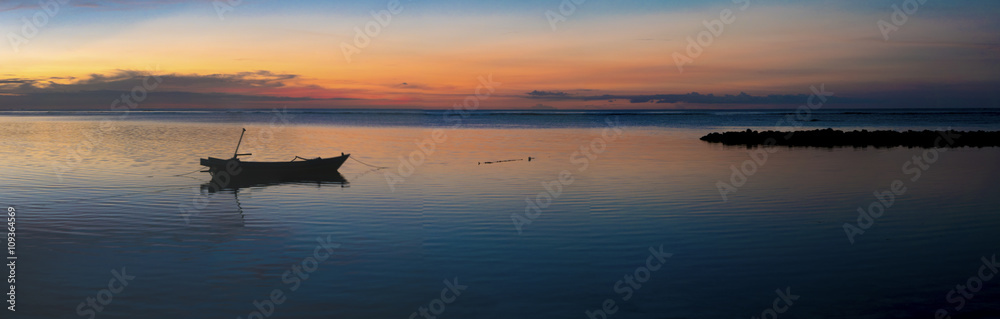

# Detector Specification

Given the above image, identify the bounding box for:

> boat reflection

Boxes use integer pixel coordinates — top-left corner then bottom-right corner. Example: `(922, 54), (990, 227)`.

(200, 171), (349, 193)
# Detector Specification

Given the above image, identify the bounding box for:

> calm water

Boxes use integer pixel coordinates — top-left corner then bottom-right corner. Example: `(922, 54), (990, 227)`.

(1, 110), (999, 318)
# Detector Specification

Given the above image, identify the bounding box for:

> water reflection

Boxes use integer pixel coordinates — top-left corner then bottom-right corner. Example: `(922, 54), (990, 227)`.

(192, 171), (350, 229)
(199, 170), (349, 192)
(5, 116), (1000, 318)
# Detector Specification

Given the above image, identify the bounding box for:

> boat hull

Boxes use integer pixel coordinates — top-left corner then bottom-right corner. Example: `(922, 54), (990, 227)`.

(199, 154), (350, 186)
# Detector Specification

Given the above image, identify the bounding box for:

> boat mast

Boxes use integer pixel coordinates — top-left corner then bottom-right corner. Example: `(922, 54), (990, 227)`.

(233, 128), (247, 159)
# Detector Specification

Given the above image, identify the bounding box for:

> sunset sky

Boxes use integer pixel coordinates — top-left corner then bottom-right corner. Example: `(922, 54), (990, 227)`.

(1, 0), (998, 109)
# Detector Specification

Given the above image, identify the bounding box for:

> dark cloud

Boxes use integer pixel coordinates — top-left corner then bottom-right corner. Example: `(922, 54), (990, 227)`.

(527, 90), (570, 97)
(527, 91), (829, 104)
(1, 70), (303, 93)
(389, 82), (429, 90)
(524, 89), (1000, 108)
(0, 71), (359, 110)
(0, 90), (356, 110)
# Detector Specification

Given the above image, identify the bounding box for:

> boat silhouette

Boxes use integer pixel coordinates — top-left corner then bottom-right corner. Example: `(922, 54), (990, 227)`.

(199, 128), (350, 191)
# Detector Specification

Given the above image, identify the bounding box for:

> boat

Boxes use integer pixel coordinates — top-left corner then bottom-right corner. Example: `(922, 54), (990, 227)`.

(200, 128), (350, 184)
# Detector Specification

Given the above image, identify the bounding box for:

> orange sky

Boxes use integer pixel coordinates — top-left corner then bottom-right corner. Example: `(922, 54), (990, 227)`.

(1, 1), (998, 109)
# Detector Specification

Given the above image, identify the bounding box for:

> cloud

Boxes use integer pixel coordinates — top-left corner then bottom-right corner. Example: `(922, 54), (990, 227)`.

(523, 88), (1000, 108)
(0, 3), (33, 12)
(0, 70), (364, 110)
(3, 70), (315, 94)
(389, 82), (431, 90)
(526, 91), (833, 104)
(527, 90), (570, 97)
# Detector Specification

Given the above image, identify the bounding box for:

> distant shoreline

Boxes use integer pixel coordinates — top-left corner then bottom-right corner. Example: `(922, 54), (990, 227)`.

(700, 128), (1000, 148)
(1, 107), (999, 112)
(5, 110), (1000, 131)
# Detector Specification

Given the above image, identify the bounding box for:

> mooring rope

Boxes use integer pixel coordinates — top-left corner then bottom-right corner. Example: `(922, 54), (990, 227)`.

(349, 156), (390, 169)
(172, 168), (206, 177)
(3, 154), (393, 209)
(479, 157), (533, 165)
(347, 167), (384, 181)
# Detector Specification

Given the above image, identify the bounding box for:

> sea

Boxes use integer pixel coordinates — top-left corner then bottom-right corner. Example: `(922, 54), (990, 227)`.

(0, 108), (999, 319)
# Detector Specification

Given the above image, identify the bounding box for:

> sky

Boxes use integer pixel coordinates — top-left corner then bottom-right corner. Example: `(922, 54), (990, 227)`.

(0, 0), (998, 110)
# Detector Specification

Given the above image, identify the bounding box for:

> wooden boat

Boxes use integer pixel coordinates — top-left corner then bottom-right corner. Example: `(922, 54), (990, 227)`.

(200, 128), (349, 182)
(200, 155), (349, 175)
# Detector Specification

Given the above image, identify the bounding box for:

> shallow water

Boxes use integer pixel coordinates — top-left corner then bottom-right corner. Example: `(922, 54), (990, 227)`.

(1, 110), (999, 318)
